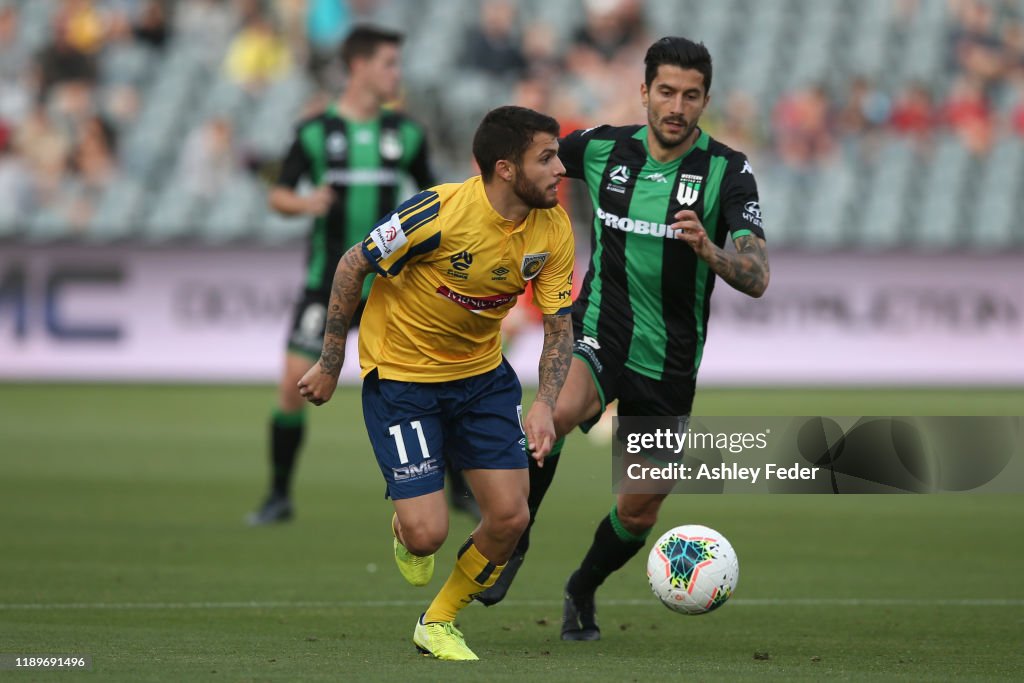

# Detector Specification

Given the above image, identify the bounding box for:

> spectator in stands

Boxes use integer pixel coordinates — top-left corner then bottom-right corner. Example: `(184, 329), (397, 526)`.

(224, 9), (294, 92)
(102, 83), (141, 131)
(37, 16), (99, 96)
(948, 0), (1005, 88)
(60, 0), (108, 57)
(175, 0), (235, 66)
(300, 0), (350, 83)
(0, 3), (31, 83)
(836, 76), (890, 137)
(942, 74), (994, 154)
(703, 90), (767, 169)
(564, 0), (648, 124)
(771, 84), (837, 171)
(0, 4), (34, 126)
(1005, 69), (1024, 136)
(178, 116), (240, 200)
(520, 21), (563, 81)
(60, 114), (117, 233)
(568, 0), (645, 65)
(835, 76), (890, 160)
(461, 0), (527, 78)
(130, 0), (171, 50)
(304, 0), (349, 54)
(14, 103), (70, 209)
(0, 120), (33, 230)
(71, 115), (117, 197)
(890, 80), (936, 148)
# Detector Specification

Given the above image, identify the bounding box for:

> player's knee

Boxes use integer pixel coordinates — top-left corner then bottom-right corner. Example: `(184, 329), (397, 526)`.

(485, 503), (530, 542)
(507, 505), (530, 537)
(401, 522), (447, 556)
(616, 507), (658, 536)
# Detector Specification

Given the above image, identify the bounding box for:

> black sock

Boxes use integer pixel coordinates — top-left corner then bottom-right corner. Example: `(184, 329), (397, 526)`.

(516, 438), (564, 555)
(270, 409), (305, 498)
(568, 505), (649, 596)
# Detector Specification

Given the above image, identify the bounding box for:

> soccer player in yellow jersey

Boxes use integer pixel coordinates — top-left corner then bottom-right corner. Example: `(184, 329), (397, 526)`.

(298, 106), (575, 661)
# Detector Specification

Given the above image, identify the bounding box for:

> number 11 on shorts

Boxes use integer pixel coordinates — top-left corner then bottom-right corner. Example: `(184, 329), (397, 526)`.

(388, 421), (431, 464)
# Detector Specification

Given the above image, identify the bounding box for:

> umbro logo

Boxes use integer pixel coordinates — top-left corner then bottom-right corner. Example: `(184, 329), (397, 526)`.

(491, 266), (510, 281)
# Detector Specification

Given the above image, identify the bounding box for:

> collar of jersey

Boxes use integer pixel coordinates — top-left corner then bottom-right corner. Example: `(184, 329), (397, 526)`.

(326, 102), (381, 125)
(635, 126), (708, 167)
(472, 176), (527, 234)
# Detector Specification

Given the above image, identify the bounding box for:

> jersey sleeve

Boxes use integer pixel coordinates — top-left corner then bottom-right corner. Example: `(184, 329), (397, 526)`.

(558, 126), (601, 180)
(719, 153), (765, 241)
(360, 190), (443, 277)
(274, 133), (310, 188)
(530, 211), (575, 316)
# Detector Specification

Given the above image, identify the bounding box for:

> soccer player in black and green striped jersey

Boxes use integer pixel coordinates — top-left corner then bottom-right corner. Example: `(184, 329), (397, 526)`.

(476, 37), (771, 641)
(247, 25), (435, 526)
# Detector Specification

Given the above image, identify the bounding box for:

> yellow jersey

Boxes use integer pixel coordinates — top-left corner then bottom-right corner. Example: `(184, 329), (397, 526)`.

(359, 175), (574, 382)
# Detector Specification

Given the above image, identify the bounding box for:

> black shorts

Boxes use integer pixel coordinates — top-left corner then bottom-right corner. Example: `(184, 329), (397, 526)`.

(571, 317), (695, 433)
(285, 288), (365, 359)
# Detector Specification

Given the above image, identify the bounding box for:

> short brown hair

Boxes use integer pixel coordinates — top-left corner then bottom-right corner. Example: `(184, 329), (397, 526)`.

(472, 106), (560, 182)
(340, 25), (403, 69)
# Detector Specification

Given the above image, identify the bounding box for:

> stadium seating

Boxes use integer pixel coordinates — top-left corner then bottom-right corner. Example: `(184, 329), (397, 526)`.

(2, 0), (1021, 250)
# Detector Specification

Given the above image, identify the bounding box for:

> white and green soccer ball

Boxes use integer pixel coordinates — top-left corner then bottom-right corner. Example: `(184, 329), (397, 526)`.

(647, 524), (739, 614)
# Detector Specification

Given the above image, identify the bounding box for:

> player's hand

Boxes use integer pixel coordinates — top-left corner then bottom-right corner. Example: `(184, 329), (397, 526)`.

(297, 360), (339, 406)
(524, 402), (556, 467)
(671, 209), (715, 260)
(305, 186), (335, 216)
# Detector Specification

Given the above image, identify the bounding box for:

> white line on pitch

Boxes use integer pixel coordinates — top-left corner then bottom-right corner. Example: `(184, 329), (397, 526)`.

(0, 598), (1021, 610)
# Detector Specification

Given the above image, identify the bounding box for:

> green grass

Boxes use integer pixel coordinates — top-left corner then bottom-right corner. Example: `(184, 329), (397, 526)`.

(1, 384), (1022, 681)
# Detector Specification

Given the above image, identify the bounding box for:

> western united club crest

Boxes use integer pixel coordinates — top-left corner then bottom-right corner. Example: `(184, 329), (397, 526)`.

(521, 253), (548, 280)
(326, 131), (347, 159)
(676, 173), (703, 206)
(380, 129), (403, 161)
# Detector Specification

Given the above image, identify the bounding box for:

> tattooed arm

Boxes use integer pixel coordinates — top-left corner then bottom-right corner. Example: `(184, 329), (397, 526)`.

(297, 244), (375, 405)
(672, 209), (770, 298)
(523, 312), (573, 465)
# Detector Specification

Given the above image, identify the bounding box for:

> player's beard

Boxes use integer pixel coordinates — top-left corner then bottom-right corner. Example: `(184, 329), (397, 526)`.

(650, 112), (699, 150)
(513, 168), (558, 209)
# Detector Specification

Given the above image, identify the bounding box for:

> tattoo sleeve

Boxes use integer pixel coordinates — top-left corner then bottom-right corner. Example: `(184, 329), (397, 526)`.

(320, 245), (374, 376)
(536, 313), (573, 409)
(708, 234), (770, 298)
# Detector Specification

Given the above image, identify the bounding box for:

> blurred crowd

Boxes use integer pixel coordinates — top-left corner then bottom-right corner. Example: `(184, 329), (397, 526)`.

(765, 0), (1024, 167)
(2, 0), (1024, 238)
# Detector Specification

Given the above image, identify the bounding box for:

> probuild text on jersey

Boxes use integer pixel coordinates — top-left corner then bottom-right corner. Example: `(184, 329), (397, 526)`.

(596, 208), (679, 239)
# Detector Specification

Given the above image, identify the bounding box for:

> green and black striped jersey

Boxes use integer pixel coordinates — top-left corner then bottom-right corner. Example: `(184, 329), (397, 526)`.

(560, 124), (764, 382)
(276, 104), (433, 294)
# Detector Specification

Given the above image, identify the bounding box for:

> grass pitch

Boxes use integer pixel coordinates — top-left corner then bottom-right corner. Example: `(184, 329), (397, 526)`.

(1, 384), (1022, 681)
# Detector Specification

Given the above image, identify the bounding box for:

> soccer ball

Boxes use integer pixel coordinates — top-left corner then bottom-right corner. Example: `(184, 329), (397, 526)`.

(646, 524), (739, 614)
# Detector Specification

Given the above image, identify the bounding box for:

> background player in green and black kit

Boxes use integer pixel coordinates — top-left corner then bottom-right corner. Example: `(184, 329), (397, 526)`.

(476, 37), (771, 640)
(248, 25), (465, 524)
